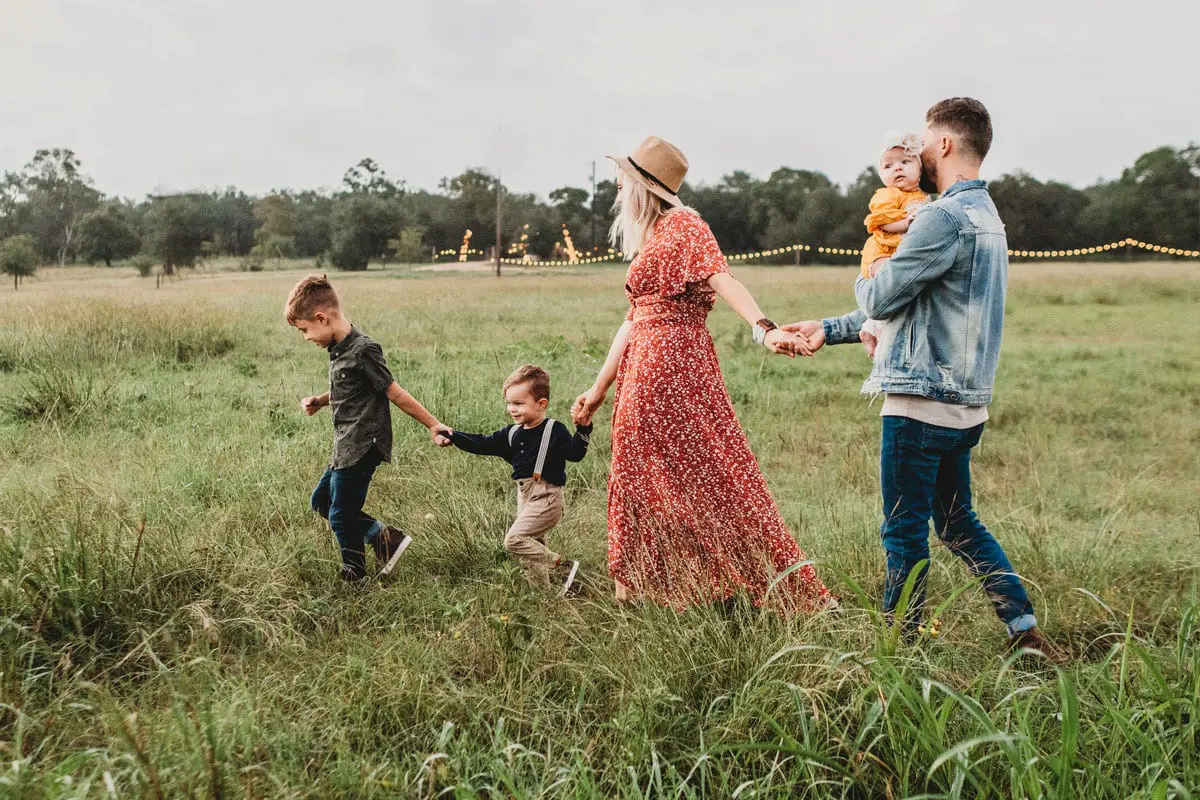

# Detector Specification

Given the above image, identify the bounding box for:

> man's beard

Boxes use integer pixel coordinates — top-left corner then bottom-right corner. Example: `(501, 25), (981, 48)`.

(918, 157), (939, 194)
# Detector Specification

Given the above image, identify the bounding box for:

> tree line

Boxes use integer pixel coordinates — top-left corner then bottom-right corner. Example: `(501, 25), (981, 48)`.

(0, 144), (1196, 287)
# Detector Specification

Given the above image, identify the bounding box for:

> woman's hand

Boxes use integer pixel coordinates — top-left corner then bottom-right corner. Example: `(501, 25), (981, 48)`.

(571, 386), (607, 426)
(764, 328), (812, 357)
(780, 320), (826, 356)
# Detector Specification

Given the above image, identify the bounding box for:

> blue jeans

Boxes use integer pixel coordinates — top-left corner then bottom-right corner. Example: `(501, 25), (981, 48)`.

(311, 450), (384, 578)
(880, 416), (1036, 636)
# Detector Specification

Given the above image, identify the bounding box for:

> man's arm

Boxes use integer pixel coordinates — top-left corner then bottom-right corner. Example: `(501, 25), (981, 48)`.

(855, 207), (959, 320)
(822, 309), (868, 345)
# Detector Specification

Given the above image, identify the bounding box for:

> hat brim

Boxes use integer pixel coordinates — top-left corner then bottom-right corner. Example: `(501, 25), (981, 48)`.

(607, 155), (683, 208)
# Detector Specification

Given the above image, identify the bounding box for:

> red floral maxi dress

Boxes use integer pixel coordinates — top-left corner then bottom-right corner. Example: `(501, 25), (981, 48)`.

(608, 208), (831, 613)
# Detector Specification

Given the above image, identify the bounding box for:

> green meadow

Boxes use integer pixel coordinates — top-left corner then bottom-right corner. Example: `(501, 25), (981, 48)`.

(1, 261), (1197, 798)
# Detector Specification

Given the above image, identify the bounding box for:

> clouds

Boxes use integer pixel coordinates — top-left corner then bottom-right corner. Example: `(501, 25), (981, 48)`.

(1, 0), (1195, 199)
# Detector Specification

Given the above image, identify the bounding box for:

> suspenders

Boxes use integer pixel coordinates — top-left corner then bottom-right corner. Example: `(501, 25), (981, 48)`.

(508, 419), (556, 482)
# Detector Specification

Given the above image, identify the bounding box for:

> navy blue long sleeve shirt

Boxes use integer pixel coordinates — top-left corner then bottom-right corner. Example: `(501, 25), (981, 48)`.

(450, 419), (592, 486)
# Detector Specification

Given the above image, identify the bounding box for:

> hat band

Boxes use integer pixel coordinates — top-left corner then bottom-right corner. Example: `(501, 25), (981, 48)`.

(627, 156), (678, 197)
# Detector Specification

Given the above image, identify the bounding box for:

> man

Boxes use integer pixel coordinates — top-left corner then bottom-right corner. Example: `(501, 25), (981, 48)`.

(786, 98), (1058, 657)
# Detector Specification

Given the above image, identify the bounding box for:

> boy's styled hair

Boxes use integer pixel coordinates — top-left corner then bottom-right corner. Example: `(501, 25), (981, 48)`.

(926, 97), (993, 163)
(503, 364), (551, 401)
(285, 274), (340, 324)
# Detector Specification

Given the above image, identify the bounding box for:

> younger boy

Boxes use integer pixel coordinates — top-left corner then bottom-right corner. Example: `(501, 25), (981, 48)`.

(286, 274), (446, 583)
(434, 365), (590, 594)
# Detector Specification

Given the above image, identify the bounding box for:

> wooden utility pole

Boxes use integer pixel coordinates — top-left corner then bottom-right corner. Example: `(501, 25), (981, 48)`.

(495, 175), (503, 277)
(589, 160), (597, 254)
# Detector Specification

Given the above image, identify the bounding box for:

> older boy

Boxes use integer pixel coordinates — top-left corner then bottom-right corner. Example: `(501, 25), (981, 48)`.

(286, 274), (445, 583)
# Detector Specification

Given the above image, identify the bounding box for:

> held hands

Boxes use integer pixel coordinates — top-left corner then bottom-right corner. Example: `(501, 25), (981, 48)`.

(300, 395), (326, 416)
(779, 320), (826, 356)
(763, 328), (812, 358)
(571, 386), (606, 427)
(430, 423), (454, 447)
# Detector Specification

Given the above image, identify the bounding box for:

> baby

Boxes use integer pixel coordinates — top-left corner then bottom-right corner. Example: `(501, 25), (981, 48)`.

(859, 131), (929, 357)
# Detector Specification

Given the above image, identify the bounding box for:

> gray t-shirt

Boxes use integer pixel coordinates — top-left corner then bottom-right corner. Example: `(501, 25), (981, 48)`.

(327, 326), (395, 469)
(880, 393), (988, 429)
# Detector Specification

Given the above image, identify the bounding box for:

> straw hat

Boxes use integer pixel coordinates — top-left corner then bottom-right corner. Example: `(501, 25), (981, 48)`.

(608, 136), (687, 208)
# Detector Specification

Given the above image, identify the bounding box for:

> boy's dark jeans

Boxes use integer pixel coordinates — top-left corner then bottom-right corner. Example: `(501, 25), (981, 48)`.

(880, 416), (1036, 636)
(311, 450), (384, 578)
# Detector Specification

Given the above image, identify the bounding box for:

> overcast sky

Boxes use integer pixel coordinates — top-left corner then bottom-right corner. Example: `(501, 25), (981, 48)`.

(2, 0), (1196, 199)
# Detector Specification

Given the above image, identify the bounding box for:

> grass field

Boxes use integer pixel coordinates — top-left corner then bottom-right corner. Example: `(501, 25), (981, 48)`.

(1, 261), (1198, 798)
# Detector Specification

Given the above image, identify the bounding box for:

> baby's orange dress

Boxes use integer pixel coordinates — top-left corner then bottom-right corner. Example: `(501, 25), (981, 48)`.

(860, 187), (929, 278)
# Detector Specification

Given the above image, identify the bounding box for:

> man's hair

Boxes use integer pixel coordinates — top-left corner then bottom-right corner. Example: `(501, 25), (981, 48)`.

(503, 364), (550, 401)
(926, 97), (993, 163)
(285, 274), (339, 323)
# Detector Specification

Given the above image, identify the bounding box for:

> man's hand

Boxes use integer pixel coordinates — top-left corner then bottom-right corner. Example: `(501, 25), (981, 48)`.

(868, 257), (890, 279)
(780, 320), (826, 356)
(300, 395), (325, 416)
(430, 423), (454, 447)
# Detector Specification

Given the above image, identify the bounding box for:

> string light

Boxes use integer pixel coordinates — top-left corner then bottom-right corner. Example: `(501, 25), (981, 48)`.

(437, 236), (1200, 263)
(458, 229), (473, 263)
(561, 225), (579, 264)
(497, 252), (626, 267)
(722, 237), (1199, 261)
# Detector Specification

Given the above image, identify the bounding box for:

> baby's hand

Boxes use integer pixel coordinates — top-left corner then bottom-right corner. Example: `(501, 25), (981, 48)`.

(860, 329), (878, 359)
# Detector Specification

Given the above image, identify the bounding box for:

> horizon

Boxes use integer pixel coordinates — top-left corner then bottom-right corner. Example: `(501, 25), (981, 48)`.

(3, 1), (1196, 202)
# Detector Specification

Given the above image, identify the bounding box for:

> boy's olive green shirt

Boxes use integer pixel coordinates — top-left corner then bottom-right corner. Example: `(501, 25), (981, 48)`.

(326, 326), (394, 469)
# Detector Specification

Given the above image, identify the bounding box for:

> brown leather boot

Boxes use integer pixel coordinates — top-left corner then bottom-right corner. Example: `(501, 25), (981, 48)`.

(1008, 626), (1067, 664)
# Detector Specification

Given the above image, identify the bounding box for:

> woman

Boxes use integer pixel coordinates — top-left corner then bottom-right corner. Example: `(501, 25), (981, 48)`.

(572, 136), (832, 613)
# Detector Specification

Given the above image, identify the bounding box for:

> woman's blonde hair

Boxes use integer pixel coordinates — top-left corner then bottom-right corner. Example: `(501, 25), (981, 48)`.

(609, 176), (671, 257)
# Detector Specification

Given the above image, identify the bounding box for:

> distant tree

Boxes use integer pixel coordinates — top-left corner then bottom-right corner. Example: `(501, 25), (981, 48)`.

(388, 226), (427, 263)
(757, 168), (846, 258)
(293, 191), (334, 257)
(144, 194), (213, 274)
(990, 171), (1088, 250)
(0, 234), (39, 289)
(549, 185), (591, 248)
(1080, 145), (1199, 250)
(76, 204), (141, 266)
(1, 149), (101, 265)
(209, 189), (256, 257)
(826, 166), (883, 251)
(252, 194), (298, 264)
(441, 169), (500, 228)
(343, 158), (403, 196)
(593, 179), (617, 219)
(329, 194), (405, 270)
(683, 171), (768, 255)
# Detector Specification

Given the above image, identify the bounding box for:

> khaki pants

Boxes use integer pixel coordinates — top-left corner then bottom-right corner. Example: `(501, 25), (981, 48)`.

(505, 479), (564, 586)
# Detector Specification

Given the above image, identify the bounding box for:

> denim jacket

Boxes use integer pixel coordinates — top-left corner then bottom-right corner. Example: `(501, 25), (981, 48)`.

(823, 179), (1007, 406)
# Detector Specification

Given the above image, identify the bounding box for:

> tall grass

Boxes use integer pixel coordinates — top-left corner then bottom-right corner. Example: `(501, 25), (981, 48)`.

(0, 262), (1197, 797)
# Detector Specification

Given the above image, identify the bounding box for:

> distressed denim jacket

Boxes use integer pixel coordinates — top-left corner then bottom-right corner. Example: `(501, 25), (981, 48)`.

(823, 179), (1007, 406)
